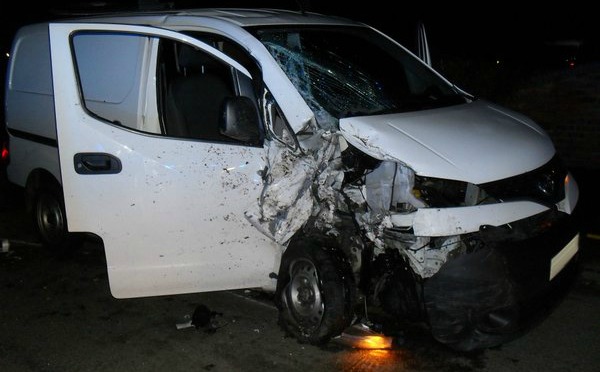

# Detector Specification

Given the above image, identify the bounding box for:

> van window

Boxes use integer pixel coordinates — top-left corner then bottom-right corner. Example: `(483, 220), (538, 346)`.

(71, 32), (261, 144)
(73, 33), (150, 128)
(72, 32), (152, 132)
(157, 39), (260, 144)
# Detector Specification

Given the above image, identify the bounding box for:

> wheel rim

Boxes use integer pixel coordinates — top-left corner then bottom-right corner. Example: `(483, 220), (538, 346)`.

(36, 193), (65, 244)
(286, 258), (324, 329)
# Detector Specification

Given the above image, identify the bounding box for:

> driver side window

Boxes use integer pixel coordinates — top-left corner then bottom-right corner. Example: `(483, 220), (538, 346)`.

(72, 32), (262, 145)
(158, 39), (258, 143)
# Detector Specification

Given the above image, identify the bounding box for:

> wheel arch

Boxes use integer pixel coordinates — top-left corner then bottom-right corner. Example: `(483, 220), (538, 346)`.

(24, 168), (62, 213)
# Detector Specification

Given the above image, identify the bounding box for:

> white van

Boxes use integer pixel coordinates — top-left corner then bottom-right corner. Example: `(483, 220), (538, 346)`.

(4, 9), (580, 350)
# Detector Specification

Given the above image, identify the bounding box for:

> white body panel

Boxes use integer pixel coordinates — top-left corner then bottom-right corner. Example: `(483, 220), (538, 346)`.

(49, 23), (281, 298)
(6, 138), (60, 186)
(5, 23), (55, 139)
(391, 201), (549, 237)
(5, 23), (58, 187)
(5, 90), (56, 140)
(340, 100), (556, 184)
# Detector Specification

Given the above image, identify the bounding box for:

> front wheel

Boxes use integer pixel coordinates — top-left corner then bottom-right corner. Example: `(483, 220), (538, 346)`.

(276, 242), (354, 344)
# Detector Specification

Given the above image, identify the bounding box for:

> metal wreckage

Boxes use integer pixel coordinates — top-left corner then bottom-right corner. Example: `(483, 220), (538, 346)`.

(246, 39), (580, 351)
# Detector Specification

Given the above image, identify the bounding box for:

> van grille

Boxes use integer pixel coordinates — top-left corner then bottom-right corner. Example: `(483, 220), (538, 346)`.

(480, 155), (566, 206)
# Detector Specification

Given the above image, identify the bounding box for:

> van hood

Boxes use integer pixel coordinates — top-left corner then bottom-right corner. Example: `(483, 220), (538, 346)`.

(339, 100), (556, 184)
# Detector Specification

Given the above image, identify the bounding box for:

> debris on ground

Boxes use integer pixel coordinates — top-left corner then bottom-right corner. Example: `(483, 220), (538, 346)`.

(175, 314), (193, 330)
(176, 304), (226, 334)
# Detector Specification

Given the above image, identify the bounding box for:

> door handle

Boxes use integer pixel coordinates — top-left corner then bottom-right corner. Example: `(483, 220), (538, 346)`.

(74, 153), (122, 174)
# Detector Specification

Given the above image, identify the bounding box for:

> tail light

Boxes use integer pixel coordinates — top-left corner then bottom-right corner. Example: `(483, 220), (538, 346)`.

(1, 140), (8, 163)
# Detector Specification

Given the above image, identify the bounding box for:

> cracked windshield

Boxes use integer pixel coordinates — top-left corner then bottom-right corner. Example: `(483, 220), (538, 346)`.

(255, 26), (466, 129)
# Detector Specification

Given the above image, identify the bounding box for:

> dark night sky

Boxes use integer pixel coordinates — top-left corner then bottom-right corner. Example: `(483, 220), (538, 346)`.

(1, 1), (598, 66)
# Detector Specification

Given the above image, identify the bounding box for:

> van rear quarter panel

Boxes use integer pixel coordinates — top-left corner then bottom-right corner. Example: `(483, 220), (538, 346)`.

(6, 138), (60, 187)
(6, 24), (59, 186)
(6, 24), (56, 139)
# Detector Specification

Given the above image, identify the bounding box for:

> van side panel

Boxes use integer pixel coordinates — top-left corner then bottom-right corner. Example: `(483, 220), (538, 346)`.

(6, 24), (55, 138)
(6, 138), (60, 187)
(6, 24), (60, 186)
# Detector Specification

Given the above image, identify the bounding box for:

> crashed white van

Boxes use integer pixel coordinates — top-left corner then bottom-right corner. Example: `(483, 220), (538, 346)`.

(5, 9), (579, 350)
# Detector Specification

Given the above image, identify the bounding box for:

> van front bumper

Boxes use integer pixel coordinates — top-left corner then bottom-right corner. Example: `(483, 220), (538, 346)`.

(422, 209), (579, 350)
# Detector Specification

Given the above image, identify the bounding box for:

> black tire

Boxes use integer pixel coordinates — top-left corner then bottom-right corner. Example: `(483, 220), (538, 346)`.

(276, 241), (354, 344)
(33, 185), (73, 254)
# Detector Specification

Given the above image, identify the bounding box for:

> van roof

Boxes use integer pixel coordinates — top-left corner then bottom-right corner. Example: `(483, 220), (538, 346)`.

(67, 8), (360, 28)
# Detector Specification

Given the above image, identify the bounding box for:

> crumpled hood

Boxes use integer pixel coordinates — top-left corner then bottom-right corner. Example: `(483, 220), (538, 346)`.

(339, 100), (556, 184)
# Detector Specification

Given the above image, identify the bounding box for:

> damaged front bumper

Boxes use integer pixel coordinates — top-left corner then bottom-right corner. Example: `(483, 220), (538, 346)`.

(390, 169), (579, 238)
(423, 209), (579, 350)
(368, 162), (580, 350)
(384, 198), (576, 278)
(377, 163), (579, 279)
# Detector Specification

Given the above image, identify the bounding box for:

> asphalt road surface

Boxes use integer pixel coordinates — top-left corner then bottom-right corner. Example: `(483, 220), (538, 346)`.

(1, 172), (599, 372)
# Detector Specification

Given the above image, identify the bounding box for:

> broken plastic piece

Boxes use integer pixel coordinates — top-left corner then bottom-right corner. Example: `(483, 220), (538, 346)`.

(175, 319), (193, 330)
(334, 323), (393, 350)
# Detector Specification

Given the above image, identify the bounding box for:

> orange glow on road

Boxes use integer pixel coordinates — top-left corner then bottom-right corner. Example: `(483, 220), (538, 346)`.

(337, 349), (408, 371)
(355, 335), (393, 350)
(366, 349), (392, 358)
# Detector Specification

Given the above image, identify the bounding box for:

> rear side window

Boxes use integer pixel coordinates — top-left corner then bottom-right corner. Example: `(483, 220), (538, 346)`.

(72, 32), (150, 131)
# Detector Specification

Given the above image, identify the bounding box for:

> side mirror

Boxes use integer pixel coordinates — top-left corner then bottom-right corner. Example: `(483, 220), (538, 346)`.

(220, 96), (261, 144)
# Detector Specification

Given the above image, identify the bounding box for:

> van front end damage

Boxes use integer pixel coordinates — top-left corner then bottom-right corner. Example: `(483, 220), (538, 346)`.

(365, 155), (578, 276)
(342, 150), (580, 350)
(242, 23), (582, 350)
(248, 107), (580, 350)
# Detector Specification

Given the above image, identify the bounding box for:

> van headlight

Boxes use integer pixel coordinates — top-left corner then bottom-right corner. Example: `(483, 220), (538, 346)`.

(363, 156), (566, 211)
(413, 176), (490, 207)
(363, 161), (491, 212)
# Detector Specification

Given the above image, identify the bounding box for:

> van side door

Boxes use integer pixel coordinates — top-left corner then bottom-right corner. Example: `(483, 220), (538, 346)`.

(49, 23), (280, 298)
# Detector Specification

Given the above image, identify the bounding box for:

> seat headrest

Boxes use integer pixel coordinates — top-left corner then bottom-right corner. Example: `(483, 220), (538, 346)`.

(178, 44), (218, 72)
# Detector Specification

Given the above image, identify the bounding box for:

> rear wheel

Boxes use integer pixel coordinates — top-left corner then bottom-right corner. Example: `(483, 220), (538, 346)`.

(33, 185), (74, 254)
(276, 242), (354, 344)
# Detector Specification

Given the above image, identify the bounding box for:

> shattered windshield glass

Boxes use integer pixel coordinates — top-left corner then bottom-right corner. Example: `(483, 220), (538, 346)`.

(253, 26), (465, 129)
